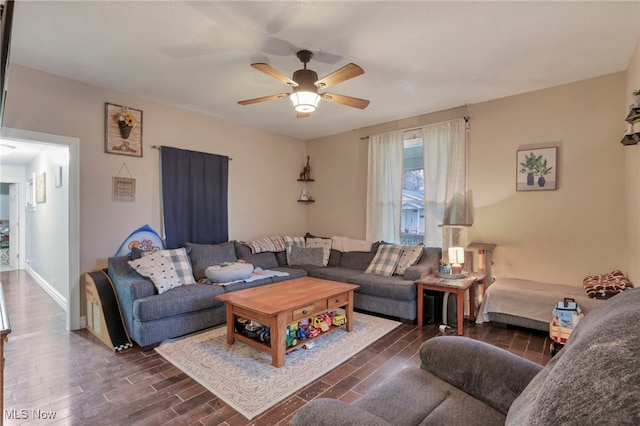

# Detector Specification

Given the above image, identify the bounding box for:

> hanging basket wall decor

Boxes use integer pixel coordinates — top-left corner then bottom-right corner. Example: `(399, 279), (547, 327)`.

(105, 102), (143, 157)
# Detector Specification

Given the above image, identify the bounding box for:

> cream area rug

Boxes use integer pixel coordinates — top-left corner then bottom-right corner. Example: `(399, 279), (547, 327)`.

(154, 312), (400, 420)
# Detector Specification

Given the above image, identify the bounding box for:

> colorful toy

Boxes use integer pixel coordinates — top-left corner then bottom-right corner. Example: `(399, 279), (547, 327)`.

(312, 315), (330, 332)
(286, 323), (299, 347)
(332, 314), (347, 326)
(306, 326), (321, 338)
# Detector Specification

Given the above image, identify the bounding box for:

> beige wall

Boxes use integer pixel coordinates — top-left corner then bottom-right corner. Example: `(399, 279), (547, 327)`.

(468, 72), (626, 285)
(625, 38), (640, 284)
(309, 73), (627, 287)
(3, 64), (309, 276)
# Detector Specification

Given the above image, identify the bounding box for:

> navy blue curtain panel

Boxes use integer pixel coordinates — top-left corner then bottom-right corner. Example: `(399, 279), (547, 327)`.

(161, 146), (229, 249)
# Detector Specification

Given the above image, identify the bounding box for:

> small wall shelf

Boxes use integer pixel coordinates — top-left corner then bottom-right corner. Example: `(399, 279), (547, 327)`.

(297, 199), (315, 204)
(621, 106), (640, 146)
(297, 179), (315, 182)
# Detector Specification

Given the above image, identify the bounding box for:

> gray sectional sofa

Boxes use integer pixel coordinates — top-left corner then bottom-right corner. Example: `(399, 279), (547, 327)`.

(290, 287), (640, 425)
(107, 239), (441, 348)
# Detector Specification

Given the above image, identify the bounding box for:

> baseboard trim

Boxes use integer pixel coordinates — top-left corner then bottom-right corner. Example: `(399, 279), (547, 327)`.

(26, 266), (68, 312)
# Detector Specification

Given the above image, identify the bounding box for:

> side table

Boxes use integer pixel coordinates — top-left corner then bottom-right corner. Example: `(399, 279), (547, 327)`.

(416, 273), (482, 335)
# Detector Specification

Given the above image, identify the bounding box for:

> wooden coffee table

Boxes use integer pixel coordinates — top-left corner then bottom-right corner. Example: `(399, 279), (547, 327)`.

(215, 277), (359, 367)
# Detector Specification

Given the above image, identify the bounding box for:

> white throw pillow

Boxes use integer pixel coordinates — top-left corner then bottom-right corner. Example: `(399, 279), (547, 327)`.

(128, 247), (195, 294)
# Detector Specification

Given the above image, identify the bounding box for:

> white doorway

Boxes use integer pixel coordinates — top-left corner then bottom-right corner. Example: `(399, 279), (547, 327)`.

(0, 127), (80, 330)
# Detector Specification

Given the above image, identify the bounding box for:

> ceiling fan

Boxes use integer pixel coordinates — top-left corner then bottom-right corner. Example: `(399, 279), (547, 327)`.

(238, 50), (370, 118)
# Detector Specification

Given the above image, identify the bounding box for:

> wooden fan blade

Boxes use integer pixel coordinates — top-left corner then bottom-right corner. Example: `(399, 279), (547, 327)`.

(297, 112), (311, 118)
(238, 93), (289, 105)
(315, 63), (364, 89)
(251, 63), (298, 87)
(321, 93), (370, 109)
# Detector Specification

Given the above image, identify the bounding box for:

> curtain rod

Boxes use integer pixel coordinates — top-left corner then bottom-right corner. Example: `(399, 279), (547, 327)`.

(151, 145), (233, 160)
(360, 116), (470, 140)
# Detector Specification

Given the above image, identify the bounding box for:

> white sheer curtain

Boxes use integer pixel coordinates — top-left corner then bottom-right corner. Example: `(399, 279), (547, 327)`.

(423, 118), (468, 248)
(366, 131), (404, 243)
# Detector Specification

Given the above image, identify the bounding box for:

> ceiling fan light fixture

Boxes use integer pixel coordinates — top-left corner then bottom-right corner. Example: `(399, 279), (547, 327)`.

(290, 91), (320, 113)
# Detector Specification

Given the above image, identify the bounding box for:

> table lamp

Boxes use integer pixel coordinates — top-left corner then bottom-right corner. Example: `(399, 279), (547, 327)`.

(448, 247), (464, 275)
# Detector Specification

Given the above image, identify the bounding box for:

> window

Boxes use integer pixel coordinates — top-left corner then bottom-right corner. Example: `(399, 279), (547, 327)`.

(401, 137), (424, 245)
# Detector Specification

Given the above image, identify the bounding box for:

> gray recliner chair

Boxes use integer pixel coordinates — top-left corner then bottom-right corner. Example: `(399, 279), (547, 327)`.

(290, 287), (640, 425)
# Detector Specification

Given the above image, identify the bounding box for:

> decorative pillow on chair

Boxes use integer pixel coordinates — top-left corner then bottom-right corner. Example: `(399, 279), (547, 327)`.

(365, 244), (404, 276)
(306, 237), (332, 266)
(395, 245), (424, 276)
(284, 236), (306, 264)
(288, 245), (324, 266)
(128, 247), (196, 294)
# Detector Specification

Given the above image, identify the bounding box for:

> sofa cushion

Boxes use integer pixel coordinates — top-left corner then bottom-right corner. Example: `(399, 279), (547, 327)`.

(348, 273), (417, 300)
(339, 241), (380, 270)
(353, 367), (506, 426)
(185, 241), (237, 280)
(128, 247), (196, 294)
(289, 245), (324, 266)
(306, 237), (332, 266)
(245, 235), (286, 254)
(269, 266), (308, 282)
(395, 245), (424, 275)
(132, 283), (225, 322)
(308, 267), (363, 283)
(235, 241), (279, 269)
(365, 244), (403, 276)
(328, 249), (342, 266)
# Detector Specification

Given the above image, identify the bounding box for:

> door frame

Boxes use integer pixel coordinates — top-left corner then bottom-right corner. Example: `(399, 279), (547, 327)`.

(1, 127), (80, 330)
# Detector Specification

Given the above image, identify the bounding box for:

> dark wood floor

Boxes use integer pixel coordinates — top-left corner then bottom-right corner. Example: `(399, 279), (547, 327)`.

(2, 270), (552, 425)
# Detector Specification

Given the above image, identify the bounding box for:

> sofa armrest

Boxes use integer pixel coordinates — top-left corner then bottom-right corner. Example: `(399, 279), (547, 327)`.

(290, 399), (390, 426)
(404, 246), (442, 280)
(107, 256), (157, 336)
(420, 336), (543, 415)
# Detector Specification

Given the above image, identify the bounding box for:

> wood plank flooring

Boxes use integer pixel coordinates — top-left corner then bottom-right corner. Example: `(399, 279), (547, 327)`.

(2, 270), (552, 425)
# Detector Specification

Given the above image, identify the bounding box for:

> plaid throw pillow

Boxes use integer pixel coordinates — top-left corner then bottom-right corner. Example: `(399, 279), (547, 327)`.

(365, 244), (404, 276)
(284, 236), (306, 264)
(128, 247), (195, 294)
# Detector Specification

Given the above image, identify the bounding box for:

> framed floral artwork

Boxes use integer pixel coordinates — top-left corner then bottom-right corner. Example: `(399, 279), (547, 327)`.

(516, 147), (557, 191)
(105, 102), (143, 157)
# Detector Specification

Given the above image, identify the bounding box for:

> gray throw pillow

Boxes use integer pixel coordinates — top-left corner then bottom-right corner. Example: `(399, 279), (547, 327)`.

(185, 241), (237, 280)
(288, 245), (324, 266)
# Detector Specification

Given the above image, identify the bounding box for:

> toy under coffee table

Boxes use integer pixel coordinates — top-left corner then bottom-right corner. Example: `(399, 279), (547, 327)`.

(215, 277), (359, 367)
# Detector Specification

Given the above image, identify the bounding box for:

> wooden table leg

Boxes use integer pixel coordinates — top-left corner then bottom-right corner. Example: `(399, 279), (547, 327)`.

(456, 289), (464, 336)
(271, 312), (287, 368)
(417, 284), (424, 327)
(345, 290), (354, 332)
(468, 282), (476, 322)
(225, 305), (235, 345)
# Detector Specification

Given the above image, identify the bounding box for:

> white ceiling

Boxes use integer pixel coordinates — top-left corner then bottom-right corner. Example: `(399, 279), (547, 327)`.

(8, 1), (640, 141)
